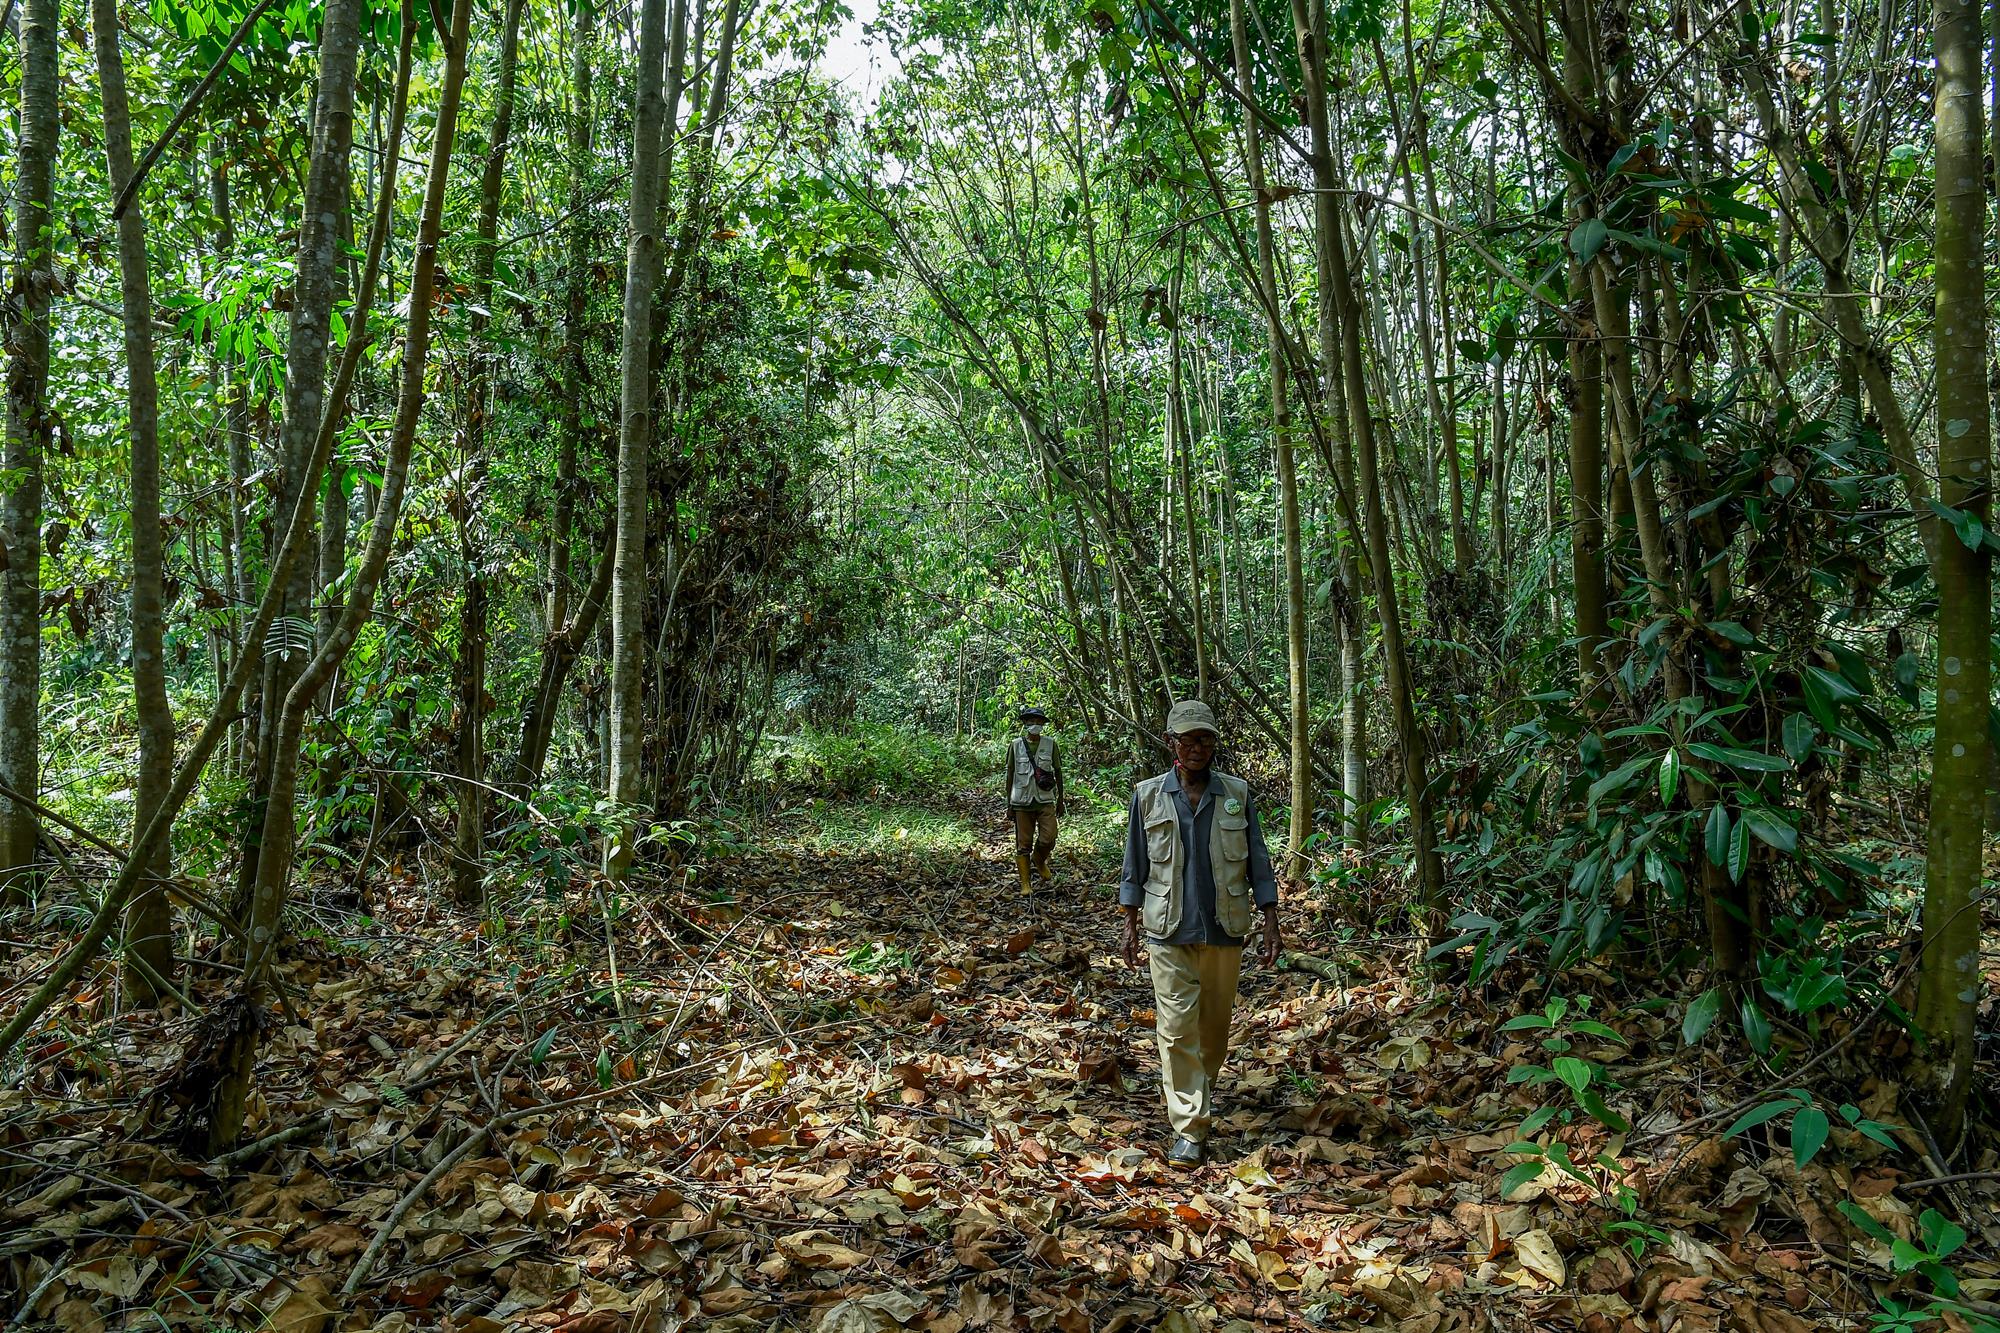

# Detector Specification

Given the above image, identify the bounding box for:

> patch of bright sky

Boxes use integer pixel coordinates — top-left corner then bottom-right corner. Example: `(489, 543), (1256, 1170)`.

(816, 0), (899, 107)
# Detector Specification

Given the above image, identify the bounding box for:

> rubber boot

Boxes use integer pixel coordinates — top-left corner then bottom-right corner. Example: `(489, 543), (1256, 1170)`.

(1035, 855), (1054, 890)
(1015, 854), (1033, 897)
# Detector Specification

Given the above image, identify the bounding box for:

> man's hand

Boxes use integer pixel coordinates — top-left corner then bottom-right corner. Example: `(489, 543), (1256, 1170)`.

(1056, 800), (1068, 818)
(1120, 910), (1141, 970)
(1257, 905), (1283, 968)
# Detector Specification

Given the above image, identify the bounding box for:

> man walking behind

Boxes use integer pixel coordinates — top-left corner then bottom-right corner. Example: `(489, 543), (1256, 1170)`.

(1119, 700), (1281, 1167)
(1006, 706), (1066, 895)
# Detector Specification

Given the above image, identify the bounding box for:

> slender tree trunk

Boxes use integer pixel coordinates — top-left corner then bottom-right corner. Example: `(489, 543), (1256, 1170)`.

(1168, 259), (1209, 699)
(207, 0), (423, 1150)
(1914, 0), (1988, 1147)
(212, 152), (258, 779)
(1322, 189), (1445, 927)
(0, 0), (57, 897)
(237, 0), (364, 910)
(1288, 0), (1367, 847)
(451, 0), (527, 903)
(515, 519), (617, 785)
(549, 0), (597, 637)
(606, 0), (674, 878)
(1560, 0), (1608, 697)
(1232, 0), (1311, 879)
(93, 0), (176, 1002)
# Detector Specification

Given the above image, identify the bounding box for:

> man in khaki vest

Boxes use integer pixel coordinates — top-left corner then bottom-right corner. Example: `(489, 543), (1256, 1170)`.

(1118, 700), (1281, 1167)
(1005, 707), (1065, 895)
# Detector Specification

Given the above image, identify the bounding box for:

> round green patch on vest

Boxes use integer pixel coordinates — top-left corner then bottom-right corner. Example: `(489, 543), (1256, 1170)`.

(1224, 797), (1242, 815)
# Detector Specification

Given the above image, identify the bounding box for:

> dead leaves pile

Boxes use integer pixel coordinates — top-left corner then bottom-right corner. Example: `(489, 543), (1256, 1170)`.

(4, 825), (1997, 1332)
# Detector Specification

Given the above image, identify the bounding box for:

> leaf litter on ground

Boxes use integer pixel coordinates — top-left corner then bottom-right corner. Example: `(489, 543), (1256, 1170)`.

(3, 805), (1996, 1331)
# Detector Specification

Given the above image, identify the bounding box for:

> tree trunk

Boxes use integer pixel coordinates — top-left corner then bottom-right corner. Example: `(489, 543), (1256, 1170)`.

(1288, 0), (1367, 847)
(606, 0), (675, 878)
(1320, 191), (1445, 928)
(549, 0), (598, 637)
(211, 151), (259, 780)
(451, 0), (527, 904)
(92, 0), (176, 1003)
(1232, 0), (1311, 881)
(208, 0), (428, 1150)
(237, 0), (365, 911)
(1914, 0), (1988, 1147)
(0, 0), (57, 897)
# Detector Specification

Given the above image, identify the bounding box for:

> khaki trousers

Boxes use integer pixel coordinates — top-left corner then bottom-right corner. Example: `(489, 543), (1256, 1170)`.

(1146, 942), (1243, 1142)
(1011, 805), (1058, 870)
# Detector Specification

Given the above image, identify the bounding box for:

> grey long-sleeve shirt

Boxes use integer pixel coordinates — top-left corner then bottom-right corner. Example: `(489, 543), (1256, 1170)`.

(1118, 768), (1279, 945)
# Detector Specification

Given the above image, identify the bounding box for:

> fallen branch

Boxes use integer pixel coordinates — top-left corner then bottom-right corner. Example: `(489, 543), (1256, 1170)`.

(1279, 951), (1353, 981)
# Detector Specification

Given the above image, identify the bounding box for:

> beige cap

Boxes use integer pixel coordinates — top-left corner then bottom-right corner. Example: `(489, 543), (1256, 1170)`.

(1165, 699), (1219, 736)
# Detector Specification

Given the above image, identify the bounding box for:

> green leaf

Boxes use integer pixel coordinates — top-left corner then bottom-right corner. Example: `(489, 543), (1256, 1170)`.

(1741, 808), (1798, 854)
(1791, 1106), (1829, 1166)
(1837, 1200), (1901, 1246)
(1724, 1098), (1793, 1136)
(1728, 816), (1753, 882)
(1569, 217), (1609, 263)
(1705, 804), (1732, 868)
(1927, 498), (1988, 552)
(1683, 988), (1723, 1044)
(1500, 1160), (1545, 1199)
(1577, 1087), (1630, 1132)
(1920, 1208), (1967, 1260)
(1741, 998), (1773, 1054)
(1553, 1056), (1594, 1094)
(1781, 712), (1817, 762)
(595, 1047), (615, 1089)
(1686, 741), (1792, 772)
(1605, 226), (1686, 260)
(1658, 748), (1681, 806)
(1589, 755), (1654, 808)
(1501, 1013), (1554, 1031)
(1518, 1106), (1558, 1136)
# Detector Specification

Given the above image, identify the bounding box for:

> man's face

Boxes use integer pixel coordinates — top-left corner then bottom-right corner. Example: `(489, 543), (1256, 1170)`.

(1170, 730), (1217, 772)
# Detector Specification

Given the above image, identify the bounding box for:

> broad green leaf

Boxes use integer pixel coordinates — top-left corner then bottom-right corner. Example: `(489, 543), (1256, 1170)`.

(1686, 741), (1792, 772)
(1705, 804), (1731, 868)
(1781, 712), (1816, 762)
(1518, 1106), (1558, 1136)
(1658, 748), (1680, 806)
(1569, 217), (1609, 263)
(1552, 1056), (1594, 1094)
(1682, 987), (1723, 1044)
(1500, 1160), (1544, 1199)
(1728, 816), (1753, 882)
(1791, 1106), (1829, 1166)
(1741, 808), (1798, 854)
(1577, 1087), (1630, 1132)
(1919, 1208), (1967, 1260)
(1741, 998), (1773, 1054)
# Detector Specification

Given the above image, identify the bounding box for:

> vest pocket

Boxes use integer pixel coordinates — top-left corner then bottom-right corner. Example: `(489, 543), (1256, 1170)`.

(1214, 812), (1250, 861)
(1144, 819), (1175, 864)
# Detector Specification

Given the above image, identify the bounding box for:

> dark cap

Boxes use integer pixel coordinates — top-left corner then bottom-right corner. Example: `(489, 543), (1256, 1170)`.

(1018, 706), (1048, 721)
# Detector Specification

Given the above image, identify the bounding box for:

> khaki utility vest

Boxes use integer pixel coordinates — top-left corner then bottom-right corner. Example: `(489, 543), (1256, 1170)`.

(1009, 735), (1058, 806)
(1135, 769), (1255, 940)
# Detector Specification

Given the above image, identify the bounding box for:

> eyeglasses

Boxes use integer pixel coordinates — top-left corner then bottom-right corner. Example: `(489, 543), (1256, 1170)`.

(1171, 734), (1217, 749)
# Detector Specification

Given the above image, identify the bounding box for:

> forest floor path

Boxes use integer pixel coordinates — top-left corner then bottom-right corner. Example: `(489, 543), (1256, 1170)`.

(4, 797), (1917, 1331)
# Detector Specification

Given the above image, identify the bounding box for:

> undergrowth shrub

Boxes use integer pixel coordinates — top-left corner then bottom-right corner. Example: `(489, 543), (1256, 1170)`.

(757, 724), (989, 800)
